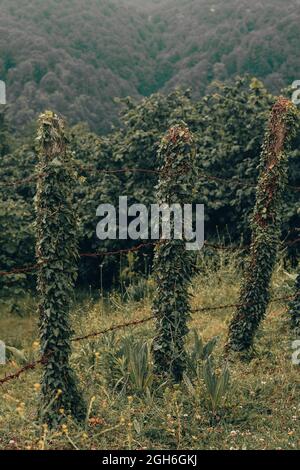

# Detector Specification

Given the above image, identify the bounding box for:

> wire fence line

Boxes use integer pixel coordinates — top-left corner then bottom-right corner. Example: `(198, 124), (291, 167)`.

(191, 295), (295, 313)
(0, 173), (46, 188)
(0, 167), (159, 188)
(0, 294), (294, 387)
(0, 242), (158, 277)
(78, 166), (160, 176)
(0, 356), (47, 386)
(0, 317), (155, 387)
(0, 263), (40, 277)
(79, 241), (158, 259)
(71, 316), (155, 343)
(0, 164), (298, 386)
(1, 165), (299, 191)
(1, 235), (299, 278)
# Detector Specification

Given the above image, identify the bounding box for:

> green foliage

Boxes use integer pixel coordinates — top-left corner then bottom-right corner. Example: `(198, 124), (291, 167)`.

(152, 123), (196, 382)
(124, 338), (154, 395)
(75, 77), (299, 285)
(0, 197), (34, 303)
(203, 358), (230, 415)
(0, 110), (37, 299)
(125, 277), (155, 303)
(35, 111), (86, 426)
(290, 272), (300, 335)
(102, 335), (154, 395)
(1, 78), (299, 291)
(195, 77), (274, 240)
(186, 330), (218, 377)
(183, 339), (229, 416)
(0, 250), (299, 450)
(226, 98), (300, 352)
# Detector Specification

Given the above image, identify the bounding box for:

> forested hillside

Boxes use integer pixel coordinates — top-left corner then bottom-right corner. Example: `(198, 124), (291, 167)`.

(1, 0), (300, 133)
(1, 0), (300, 453)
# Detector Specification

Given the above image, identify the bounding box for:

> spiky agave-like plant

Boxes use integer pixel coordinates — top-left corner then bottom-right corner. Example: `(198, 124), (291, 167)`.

(35, 111), (86, 426)
(226, 98), (299, 353)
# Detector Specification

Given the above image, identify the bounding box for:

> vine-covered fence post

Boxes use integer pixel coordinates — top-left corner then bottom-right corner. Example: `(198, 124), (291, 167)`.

(226, 97), (298, 353)
(152, 123), (196, 382)
(35, 111), (86, 426)
(290, 272), (300, 334)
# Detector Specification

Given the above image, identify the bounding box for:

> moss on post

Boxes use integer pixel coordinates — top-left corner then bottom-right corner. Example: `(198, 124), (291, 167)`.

(152, 123), (196, 382)
(226, 98), (298, 353)
(35, 111), (86, 426)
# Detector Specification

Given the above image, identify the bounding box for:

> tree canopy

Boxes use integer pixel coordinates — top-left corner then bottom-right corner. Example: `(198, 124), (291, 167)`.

(1, 77), (299, 293)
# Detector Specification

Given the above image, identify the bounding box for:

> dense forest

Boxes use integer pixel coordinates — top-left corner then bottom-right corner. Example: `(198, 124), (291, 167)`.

(1, 76), (300, 297)
(1, 0), (300, 133)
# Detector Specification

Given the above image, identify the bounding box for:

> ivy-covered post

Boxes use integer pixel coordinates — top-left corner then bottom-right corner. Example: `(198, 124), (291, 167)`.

(35, 111), (86, 426)
(226, 98), (298, 353)
(152, 123), (196, 382)
(290, 272), (300, 334)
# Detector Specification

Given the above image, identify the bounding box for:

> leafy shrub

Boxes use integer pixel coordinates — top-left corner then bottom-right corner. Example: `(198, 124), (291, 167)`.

(101, 334), (155, 395)
(1, 78), (299, 293)
(203, 357), (230, 415)
(186, 330), (218, 377)
(125, 277), (155, 303)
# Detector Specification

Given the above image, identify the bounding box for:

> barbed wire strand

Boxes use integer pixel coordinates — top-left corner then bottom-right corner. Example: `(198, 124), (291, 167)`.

(0, 174), (40, 188)
(71, 315), (154, 343)
(0, 294), (294, 387)
(191, 295), (294, 313)
(0, 356), (47, 386)
(0, 263), (40, 277)
(0, 243), (157, 277)
(1, 236), (300, 277)
(79, 241), (157, 258)
(79, 166), (159, 176)
(0, 316), (154, 386)
(1, 166), (299, 191)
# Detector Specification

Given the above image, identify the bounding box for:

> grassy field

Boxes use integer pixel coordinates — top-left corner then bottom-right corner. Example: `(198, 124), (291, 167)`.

(0, 252), (299, 450)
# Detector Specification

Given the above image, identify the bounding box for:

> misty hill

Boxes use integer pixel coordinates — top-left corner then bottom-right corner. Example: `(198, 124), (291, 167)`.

(1, 0), (300, 133)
